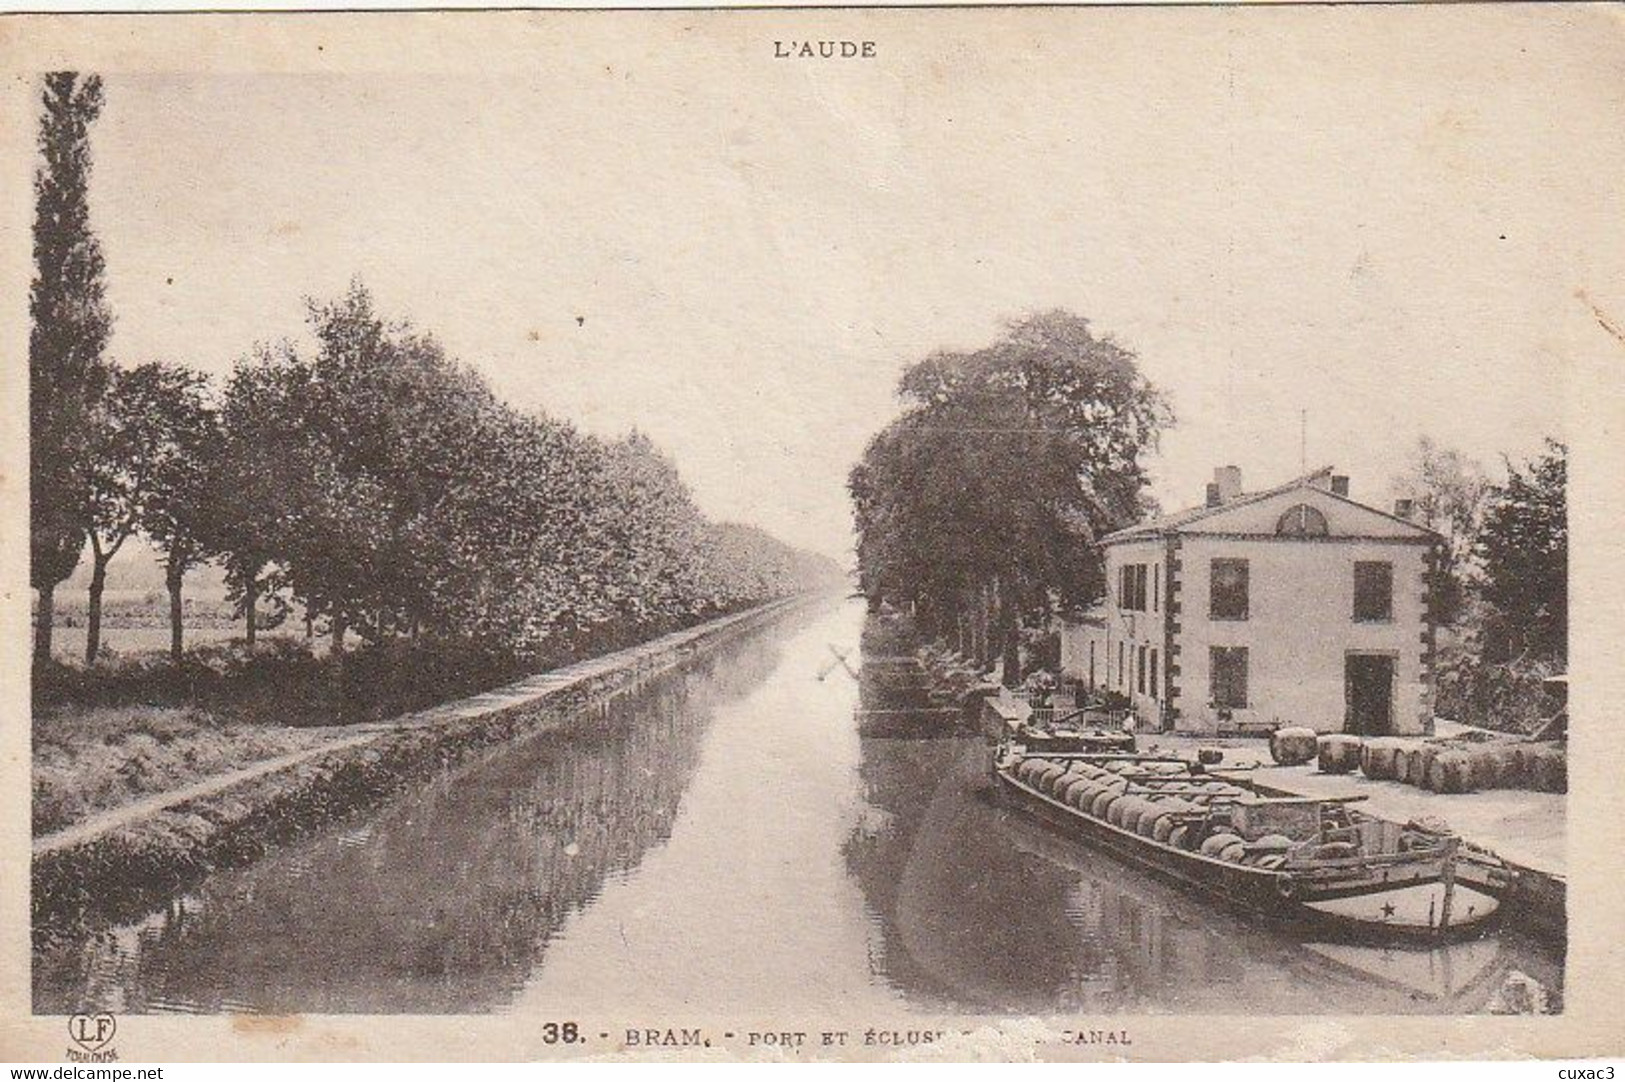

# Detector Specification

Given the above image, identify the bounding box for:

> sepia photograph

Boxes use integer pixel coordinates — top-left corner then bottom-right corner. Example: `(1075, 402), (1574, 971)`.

(3, 2), (1622, 1064)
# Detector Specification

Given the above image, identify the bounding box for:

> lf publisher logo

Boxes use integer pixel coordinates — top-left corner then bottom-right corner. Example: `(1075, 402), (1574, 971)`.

(67, 1013), (117, 1059)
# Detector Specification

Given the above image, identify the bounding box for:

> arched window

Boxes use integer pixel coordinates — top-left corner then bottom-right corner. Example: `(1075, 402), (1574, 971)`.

(1276, 503), (1330, 537)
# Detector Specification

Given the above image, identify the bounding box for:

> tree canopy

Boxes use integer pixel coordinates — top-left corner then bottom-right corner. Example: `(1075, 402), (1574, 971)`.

(1476, 439), (1567, 664)
(168, 283), (844, 667)
(850, 310), (1172, 676)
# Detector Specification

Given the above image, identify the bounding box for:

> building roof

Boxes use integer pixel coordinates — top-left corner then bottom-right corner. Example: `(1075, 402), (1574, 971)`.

(1100, 466), (1439, 545)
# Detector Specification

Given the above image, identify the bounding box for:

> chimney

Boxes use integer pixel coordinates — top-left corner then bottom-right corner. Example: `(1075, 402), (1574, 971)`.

(1205, 482), (1222, 508)
(1331, 475), (1350, 497)
(1214, 465), (1243, 503)
(1394, 498), (1415, 519)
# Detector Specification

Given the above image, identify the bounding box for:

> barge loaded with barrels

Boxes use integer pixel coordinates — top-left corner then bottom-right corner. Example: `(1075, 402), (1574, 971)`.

(993, 714), (1515, 944)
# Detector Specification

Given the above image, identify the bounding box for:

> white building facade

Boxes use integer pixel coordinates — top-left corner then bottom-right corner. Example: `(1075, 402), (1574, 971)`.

(1061, 467), (1441, 736)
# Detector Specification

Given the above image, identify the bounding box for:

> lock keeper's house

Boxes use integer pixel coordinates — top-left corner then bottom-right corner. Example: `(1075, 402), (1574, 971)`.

(1060, 466), (1442, 736)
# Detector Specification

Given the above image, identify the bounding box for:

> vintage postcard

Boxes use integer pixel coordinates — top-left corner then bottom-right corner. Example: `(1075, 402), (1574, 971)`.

(1, 3), (1622, 1064)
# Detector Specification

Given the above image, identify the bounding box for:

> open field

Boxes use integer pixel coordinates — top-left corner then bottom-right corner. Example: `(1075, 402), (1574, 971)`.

(45, 625), (282, 663)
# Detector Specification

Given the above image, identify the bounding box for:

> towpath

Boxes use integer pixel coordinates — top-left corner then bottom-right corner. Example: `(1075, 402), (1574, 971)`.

(33, 598), (798, 859)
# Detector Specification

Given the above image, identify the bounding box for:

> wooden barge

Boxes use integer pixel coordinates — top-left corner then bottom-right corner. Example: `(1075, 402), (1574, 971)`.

(994, 736), (1511, 945)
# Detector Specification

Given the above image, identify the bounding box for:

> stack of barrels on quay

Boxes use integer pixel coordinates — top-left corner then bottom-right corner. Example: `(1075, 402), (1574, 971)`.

(1355, 736), (1566, 793)
(1268, 729), (1566, 794)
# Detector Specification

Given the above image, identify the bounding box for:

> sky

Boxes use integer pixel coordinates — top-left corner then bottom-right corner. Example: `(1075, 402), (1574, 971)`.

(69, 6), (1623, 562)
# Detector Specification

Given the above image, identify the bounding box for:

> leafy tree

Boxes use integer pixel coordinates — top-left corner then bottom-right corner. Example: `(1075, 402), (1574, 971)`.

(135, 366), (221, 665)
(283, 284), (528, 652)
(1390, 436), (1490, 624)
(851, 310), (1171, 681)
(594, 432), (712, 624)
(82, 363), (210, 664)
(30, 72), (112, 665)
(1476, 439), (1567, 664)
(213, 346), (305, 645)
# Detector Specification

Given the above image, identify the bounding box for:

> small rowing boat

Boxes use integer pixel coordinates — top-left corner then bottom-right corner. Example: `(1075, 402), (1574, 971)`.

(993, 739), (1508, 944)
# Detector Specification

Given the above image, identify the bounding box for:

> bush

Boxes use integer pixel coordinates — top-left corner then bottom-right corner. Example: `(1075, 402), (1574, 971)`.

(1435, 640), (1562, 736)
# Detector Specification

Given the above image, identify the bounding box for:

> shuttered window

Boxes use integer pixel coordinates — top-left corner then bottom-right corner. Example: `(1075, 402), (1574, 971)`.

(1354, 561), (1394, 622)
(1210, 558), (1249, 621)
(1119, 564), (1150, 611)
(1210, 646), (1248, 709)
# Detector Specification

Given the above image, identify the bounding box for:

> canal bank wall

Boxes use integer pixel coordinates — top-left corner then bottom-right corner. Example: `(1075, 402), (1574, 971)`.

(33, 595), (820, 938)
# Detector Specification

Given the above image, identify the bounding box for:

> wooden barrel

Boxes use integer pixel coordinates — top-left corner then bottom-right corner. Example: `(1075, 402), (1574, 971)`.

(1200, 832), (1243, 857)
(1150, 813), (1179, 844)
(1270, 727), (1319, 766)
(1317, 734), (1363, 774)
(1474, 745), (1518, 790)
(1168, 825), (1191, 850)
(1425, 750), (1475, 793)
(1361, 738), (1402, 780)
(1061, 777), (1093, 805)
(1405, 745), (1440, 788)
(1507, 744), (1535, 787)
(1390, 746), (1415, 785)
(1114, 796), (1152, 829)
(1528, 744), (1567, 792)
(1091, 791), (1120, 820)
(1128, 798), (1160, 833)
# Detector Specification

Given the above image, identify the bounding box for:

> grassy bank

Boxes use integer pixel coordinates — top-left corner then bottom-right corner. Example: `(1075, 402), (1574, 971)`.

(32, 604), (771, 838)
(33, 704), (337, 835)
(33, 636), (513, 838)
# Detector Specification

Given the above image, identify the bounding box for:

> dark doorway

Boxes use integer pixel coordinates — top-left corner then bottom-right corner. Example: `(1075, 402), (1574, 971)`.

(1345, 654), (1395, 735)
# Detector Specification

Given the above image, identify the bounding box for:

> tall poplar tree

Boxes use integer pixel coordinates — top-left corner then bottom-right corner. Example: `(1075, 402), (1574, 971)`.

(30, 72), (112, 666)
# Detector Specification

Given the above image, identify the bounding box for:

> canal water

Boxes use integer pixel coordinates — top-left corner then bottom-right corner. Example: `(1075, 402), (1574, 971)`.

(34, 598), (1562, 1016)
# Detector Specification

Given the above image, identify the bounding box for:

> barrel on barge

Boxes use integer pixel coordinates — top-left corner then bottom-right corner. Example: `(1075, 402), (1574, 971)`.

(994, 743), (1508, 945)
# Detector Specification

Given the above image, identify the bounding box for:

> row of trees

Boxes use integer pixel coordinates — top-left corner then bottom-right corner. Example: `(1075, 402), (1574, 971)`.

(31, 72), (838, 675)
(849, 310), (1172, 680)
